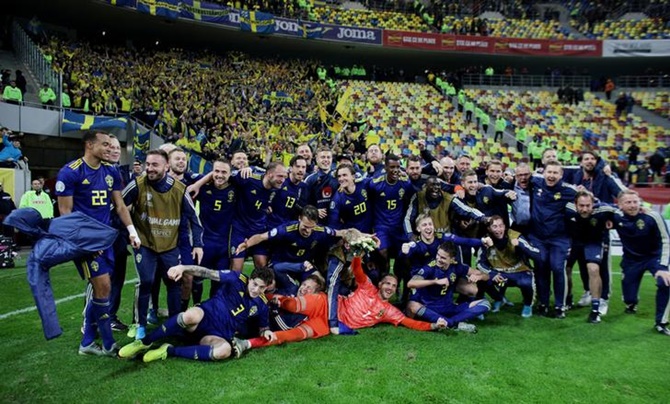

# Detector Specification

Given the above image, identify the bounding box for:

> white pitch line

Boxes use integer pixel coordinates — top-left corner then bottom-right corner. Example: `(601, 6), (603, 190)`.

(0, 278), (138, 320)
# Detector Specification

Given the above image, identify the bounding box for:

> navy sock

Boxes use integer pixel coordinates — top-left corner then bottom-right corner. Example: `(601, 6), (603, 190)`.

(169, 345), (213, 361)
(143, 313), (186, 345)
(91, 297), (115, 350)
(591, 298), (600, 312)
(448, 301), (491, 326)
(416, 306), (443, 323)
(81, 300), (97, 347)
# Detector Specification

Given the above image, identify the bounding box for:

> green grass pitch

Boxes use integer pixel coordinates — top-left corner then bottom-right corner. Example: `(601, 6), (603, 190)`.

(0, 255), (667, 403)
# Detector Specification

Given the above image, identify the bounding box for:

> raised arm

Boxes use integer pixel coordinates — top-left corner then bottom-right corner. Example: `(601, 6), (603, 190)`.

(168, 264), (223, 282)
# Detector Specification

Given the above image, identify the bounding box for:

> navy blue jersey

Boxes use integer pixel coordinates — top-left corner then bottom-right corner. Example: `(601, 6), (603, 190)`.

(612, 210), (670, 265)
(196, 183), (236, 243)
(56, 158), (123, 225)
(400, 233), (483, 270)
(565, 202), (617, 245)
(529, 177), (577, 239)
(304, 170), (339, 214)
(328, 179), (373, 233)
(202, 270), (269, 339)
(267, 221), (338, 263)
(563, 170), (625, 204)
(268, 178), (308, 229)
(462, 185), (512, 224)
(230, 173), (273, 235)
(411, 262), (469, 309)
(175, 171), (201, 187)
(368, 174), (415, 230)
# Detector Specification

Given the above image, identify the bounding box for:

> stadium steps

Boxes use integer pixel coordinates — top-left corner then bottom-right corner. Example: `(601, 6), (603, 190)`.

(0, 49), (40, 105)
(535, 3), (586, 39)
(595, 91), (670, 131)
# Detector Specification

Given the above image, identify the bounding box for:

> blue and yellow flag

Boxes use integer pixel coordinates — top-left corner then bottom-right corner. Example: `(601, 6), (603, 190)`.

(134, 129), (151, 161)
(188, 152), (212, 174)
(179, 0), (231, 23)
(136, 0), (180, 19)
(62, 111), (128, 132)
(239, 10), (275, 34)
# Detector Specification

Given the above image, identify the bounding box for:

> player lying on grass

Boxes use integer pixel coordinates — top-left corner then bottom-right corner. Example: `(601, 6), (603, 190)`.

(331, 242), (448, 334)
(118, 266), (274, 362)
(234, 275), (329, 356)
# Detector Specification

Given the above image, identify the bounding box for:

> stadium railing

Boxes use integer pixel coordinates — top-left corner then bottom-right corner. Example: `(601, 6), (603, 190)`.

(11, 21), (62, 104)
(460, 74), (591, 88)
(616, 75), (670, 88)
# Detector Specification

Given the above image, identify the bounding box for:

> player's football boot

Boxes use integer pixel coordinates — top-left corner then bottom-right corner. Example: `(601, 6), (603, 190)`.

(655, 323), (670, 336)
(598, 299), (609, 316)
(118, 340), (152, 359)
(143, 343), (172, 363)
(625, 303), (637, 314)
(521, 305), (532, 318)
(587, 311), (601, 324)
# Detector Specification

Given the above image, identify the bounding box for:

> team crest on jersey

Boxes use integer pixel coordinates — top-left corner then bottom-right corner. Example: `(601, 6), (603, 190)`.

(361, 189), (368, 199)
(55, 181), (65, 193)
(345, 200), (351, 205)
(311, 241), (318, 249)
(554, 193), (561, 200)
(90, 261), (99, 272)
(590, 218), (597, 227)
(251, 189), (257, 195)
(206, 190), (212, 195)
(636, 219), (645, 230)
(228, 191), (235, 202)
(105, 175), (114, 189)
(249, 305), (258, 316)
(449, 273), (457, 283)
(136, 254), (142, 263)
(483, 196), (490, 204)
(380, 192), (386, 197)
(399, 189), (405, 199)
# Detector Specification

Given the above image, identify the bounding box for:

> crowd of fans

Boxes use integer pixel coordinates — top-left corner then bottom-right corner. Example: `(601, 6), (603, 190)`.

(40, 37), (348, 162)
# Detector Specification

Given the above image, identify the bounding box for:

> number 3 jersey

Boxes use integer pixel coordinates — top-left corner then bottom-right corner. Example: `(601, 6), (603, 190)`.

(55, 158), (123, 225)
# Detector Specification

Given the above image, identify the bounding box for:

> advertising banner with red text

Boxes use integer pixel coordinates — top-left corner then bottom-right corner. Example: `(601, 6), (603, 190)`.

(383, 30), (442, 51)
(492, 38), (601, 57)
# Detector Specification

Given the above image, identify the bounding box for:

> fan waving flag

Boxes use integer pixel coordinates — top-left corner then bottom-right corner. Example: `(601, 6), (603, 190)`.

(240, 10), (275, 34)
(136, 0), (180, 19)
(61, 111), (128, 132)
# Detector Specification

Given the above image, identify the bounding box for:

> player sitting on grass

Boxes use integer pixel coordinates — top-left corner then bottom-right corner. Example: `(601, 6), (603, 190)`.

(407, 242), (491, 333)
(118, 266), (274, 362)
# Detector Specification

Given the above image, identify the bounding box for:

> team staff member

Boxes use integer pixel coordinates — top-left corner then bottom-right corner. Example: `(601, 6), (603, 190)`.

(528, 160), (577, 318)
(123, 149), (204, 340)
(478, 215), (540, 318)
(56, 130), (140, 356)
(612, 190), (670, 336)
(565, 192), (618, 323)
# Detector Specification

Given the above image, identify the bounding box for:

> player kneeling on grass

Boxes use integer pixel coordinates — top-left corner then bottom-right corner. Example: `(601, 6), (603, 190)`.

(118, 266), (274, 362)
(477, 215), (540, 318)
(234, 275), (329, 356)
(407, 242), (490, 333)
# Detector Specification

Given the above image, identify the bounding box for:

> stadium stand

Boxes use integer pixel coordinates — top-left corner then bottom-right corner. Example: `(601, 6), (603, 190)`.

(464, 88), (670, 171)
(632, 91), (670, 119)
